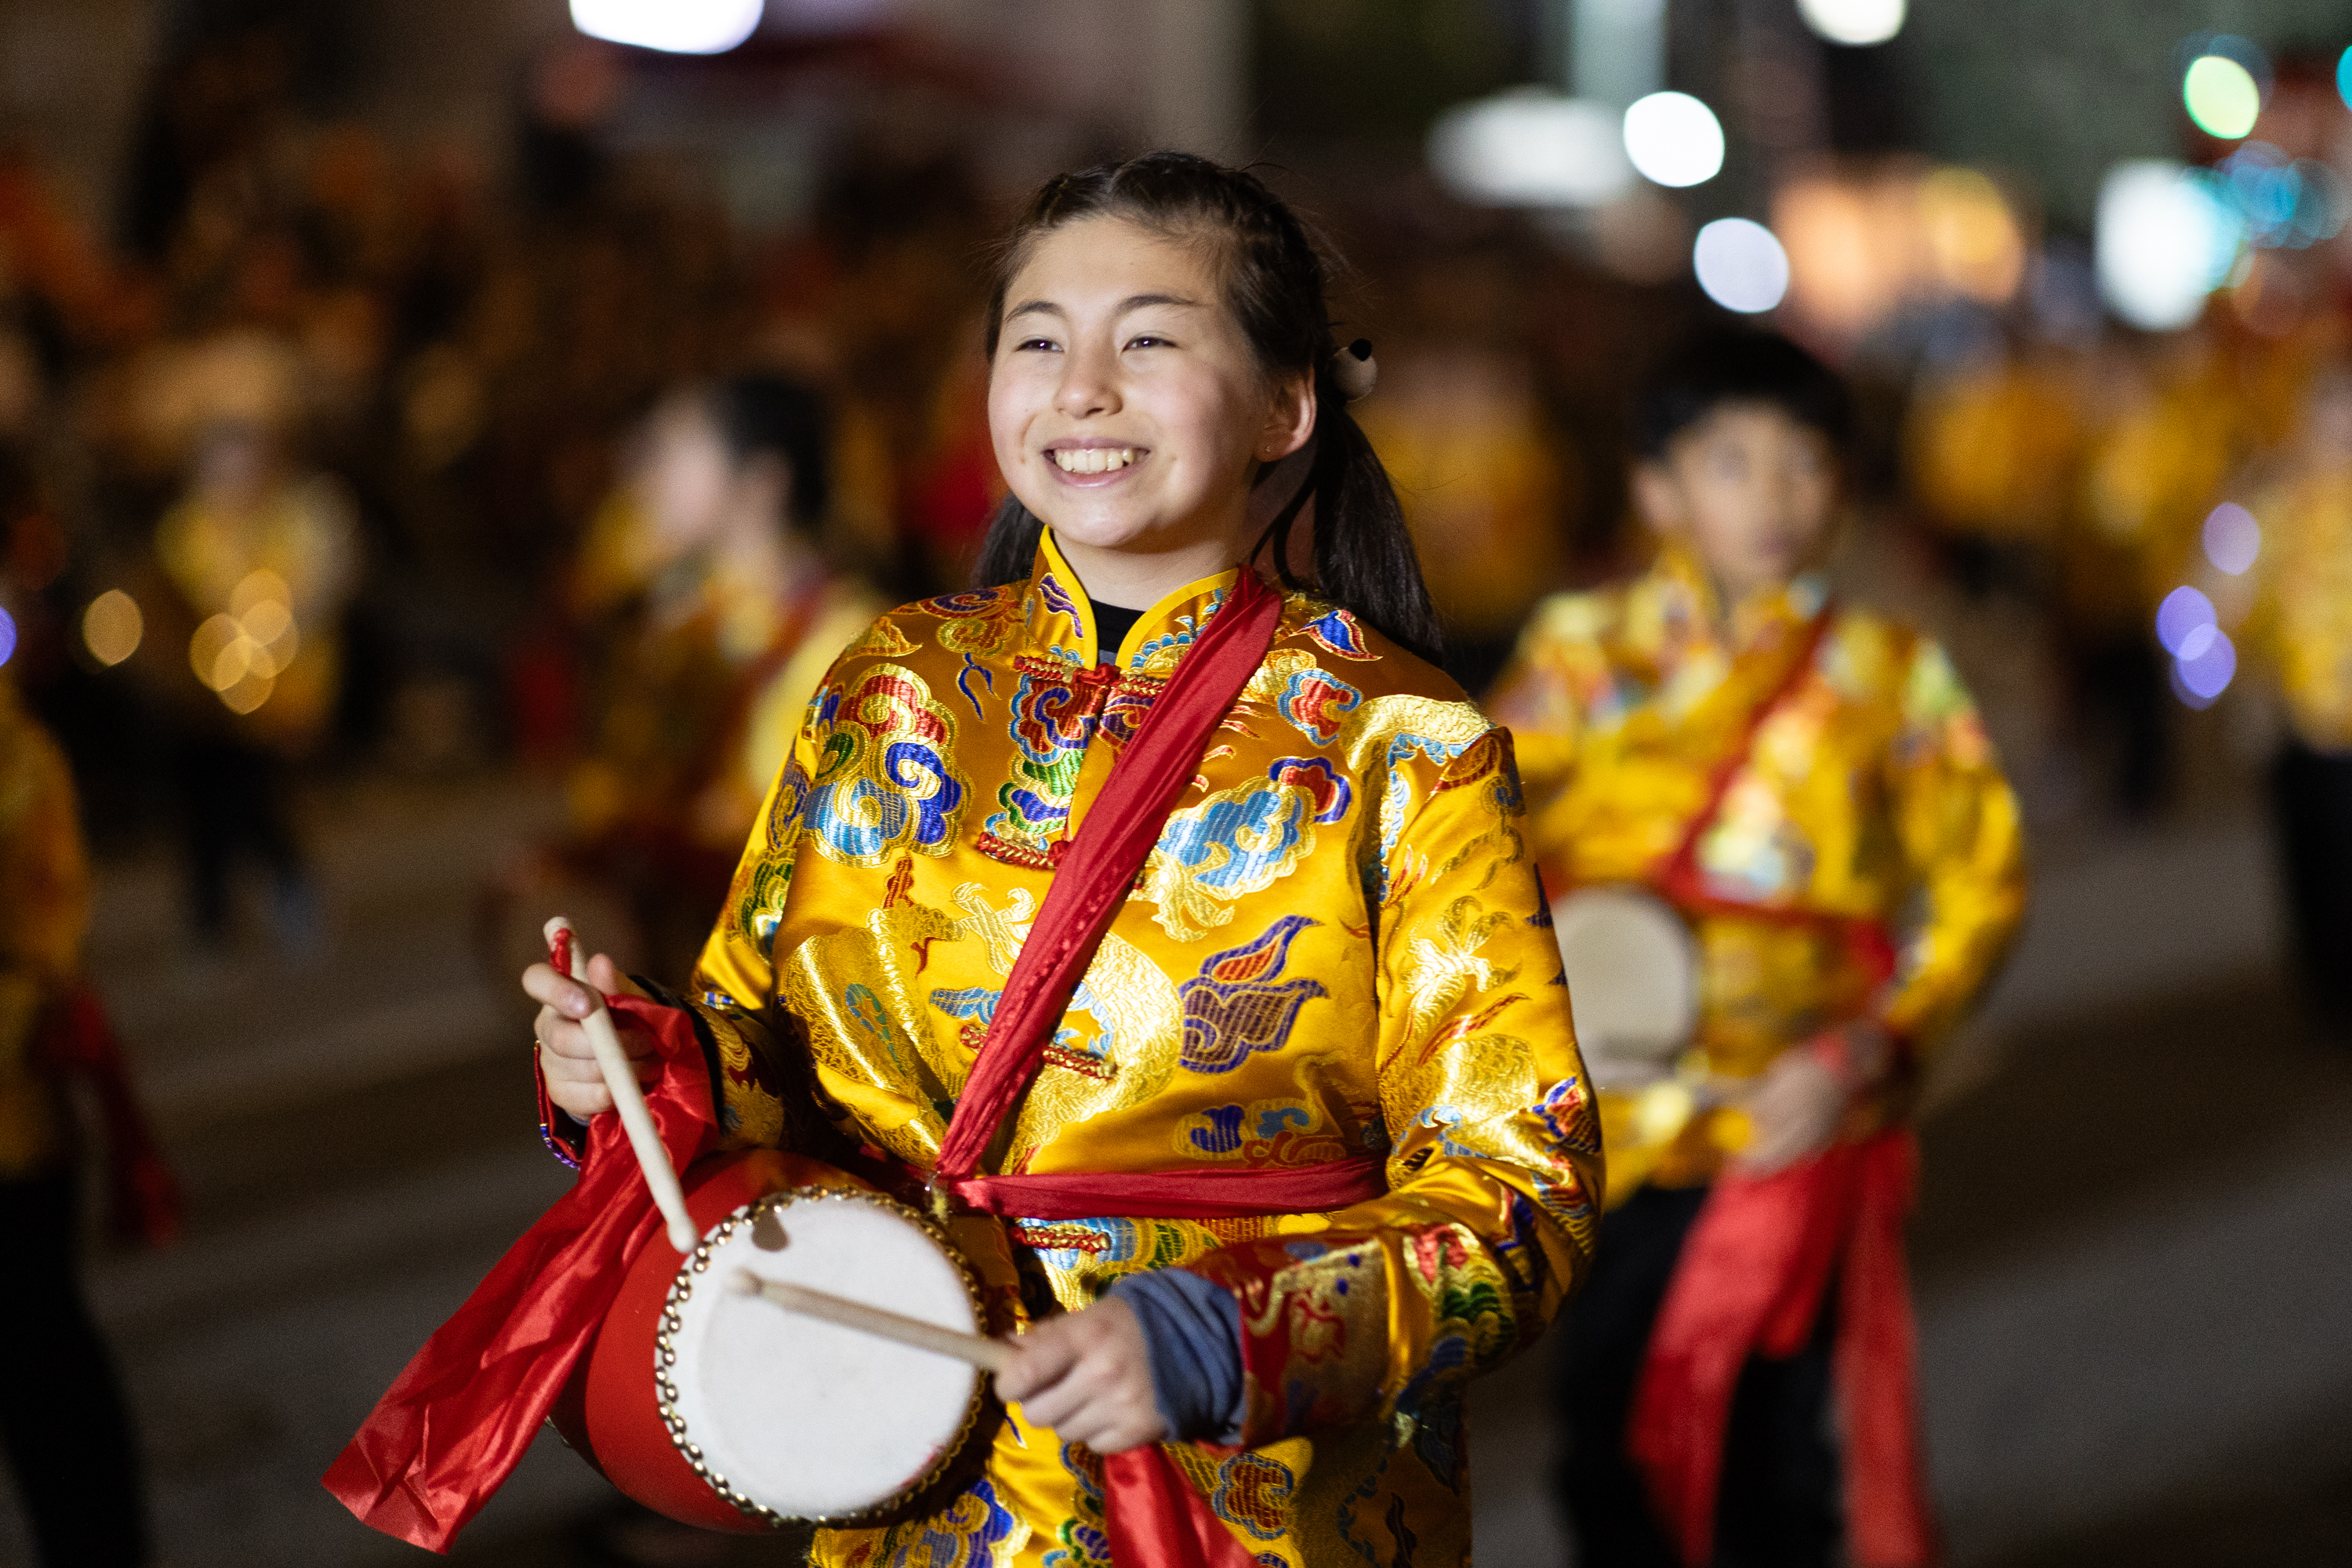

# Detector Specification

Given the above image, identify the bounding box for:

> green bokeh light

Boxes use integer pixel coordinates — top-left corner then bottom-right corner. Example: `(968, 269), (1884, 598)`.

(2183, 55), (2260, 140)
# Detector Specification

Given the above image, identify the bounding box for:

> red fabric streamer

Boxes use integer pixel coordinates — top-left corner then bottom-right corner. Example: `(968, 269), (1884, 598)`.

(38, 982), (182, 1248)
(1105, 1446), (1261, 1568)
(321, 989), (715, 1553)
(934, 568), (1279, 1183)
(1627, 1130), (1936, 1568)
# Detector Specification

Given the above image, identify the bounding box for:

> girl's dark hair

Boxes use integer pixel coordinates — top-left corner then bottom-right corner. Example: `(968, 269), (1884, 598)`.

(970, 151), (1441, 665)
(710, 374), (831, 532)
(1630, 328), (1853, 462)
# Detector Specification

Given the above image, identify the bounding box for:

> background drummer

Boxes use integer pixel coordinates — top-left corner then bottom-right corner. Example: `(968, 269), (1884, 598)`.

(1487, 328), (2027, 1567)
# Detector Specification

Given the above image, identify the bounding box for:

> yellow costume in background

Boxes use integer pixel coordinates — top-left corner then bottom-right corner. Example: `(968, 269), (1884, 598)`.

(0, 674), (91, 1178)
(2224, 470), (2352, 750)
(568, 494), (882, 854)
(684, 532), (1602, 1566)
(1487, 546), (2025, 1196)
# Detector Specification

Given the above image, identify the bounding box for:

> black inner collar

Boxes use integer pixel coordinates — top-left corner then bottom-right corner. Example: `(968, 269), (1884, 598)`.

(1089, 599), (1145, 665)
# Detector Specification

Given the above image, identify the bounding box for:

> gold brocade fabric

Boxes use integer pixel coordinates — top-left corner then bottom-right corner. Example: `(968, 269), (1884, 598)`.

(0, 674), (92, 1178)
(685, 532), (1601, 1567)
(2228, 471), (2352, 751)
(1486, 546), (2025, 1196)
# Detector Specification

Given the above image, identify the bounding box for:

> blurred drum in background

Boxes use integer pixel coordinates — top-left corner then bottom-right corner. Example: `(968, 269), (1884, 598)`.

(1549, 884), (1699, 1091)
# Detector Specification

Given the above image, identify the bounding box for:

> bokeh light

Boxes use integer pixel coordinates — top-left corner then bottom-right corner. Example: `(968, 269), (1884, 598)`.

(82, 589), (143, 666)
(2096, 161), (2243, 331)
(2154, 585), (2216, 655)
(2174, 626), (2237, 703)
(2339, 45), (2352, 111)
(187, 569), (301, 714)
(2201, 503), (2260, 575)
(1693, 219), (1790, 314)
(2216, 143), (2347, 251)
(570, 0), (764, 55)
(1920, 168), (2026, 303)
(2183, 54), (2261, 140)
(0, 604), (14, 668)
(1429, 91), (1635, 209)
(1795, 0), (1905, 46)
(1622, 93), (1724, 189)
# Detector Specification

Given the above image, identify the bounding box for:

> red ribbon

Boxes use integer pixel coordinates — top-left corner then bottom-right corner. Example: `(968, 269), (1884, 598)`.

(934, 568), (1279, 1183)
(322, 989), (716, 1553)
(1628, 1130), (1936, 1568)
(37, 982), (182, 1249)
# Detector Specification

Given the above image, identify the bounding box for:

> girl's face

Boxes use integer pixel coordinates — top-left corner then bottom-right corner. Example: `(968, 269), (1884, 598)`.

(988, 216), (1312, 586)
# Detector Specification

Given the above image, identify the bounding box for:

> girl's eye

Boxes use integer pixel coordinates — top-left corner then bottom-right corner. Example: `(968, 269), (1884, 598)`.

(1015, 337), (1058, 353)
(1126, 335), (1173, 350)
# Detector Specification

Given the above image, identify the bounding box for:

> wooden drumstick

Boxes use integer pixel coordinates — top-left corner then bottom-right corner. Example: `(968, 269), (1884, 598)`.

(545, 916), (699, 1254)
(728, 1269), (1012, 1374)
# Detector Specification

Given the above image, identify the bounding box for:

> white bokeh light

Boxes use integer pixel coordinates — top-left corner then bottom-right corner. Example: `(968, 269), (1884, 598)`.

(1692, 219), (1790, 313)
(1428, 91), (1635, 209)
(2176, 626), (2237, 702)
(1622, 92), (1724, 189)
(2096, 161), (2243, 331)
(1796, 0), (1905, 46)
(571, 0), (764, 54)
(2202, 503), (2261, 574)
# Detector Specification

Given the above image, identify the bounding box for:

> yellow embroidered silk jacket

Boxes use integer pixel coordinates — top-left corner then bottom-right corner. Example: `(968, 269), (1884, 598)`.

(0, 674), (93, 1179)
(1487, 546), (2024, 1195)
(684, 532), (1601, 1567)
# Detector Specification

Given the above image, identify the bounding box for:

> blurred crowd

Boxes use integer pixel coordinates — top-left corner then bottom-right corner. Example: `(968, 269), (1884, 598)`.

(0, 20), (2347, 982)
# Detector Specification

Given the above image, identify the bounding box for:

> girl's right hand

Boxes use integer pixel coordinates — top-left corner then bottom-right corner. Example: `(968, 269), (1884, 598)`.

(523, 952), (660, 1120)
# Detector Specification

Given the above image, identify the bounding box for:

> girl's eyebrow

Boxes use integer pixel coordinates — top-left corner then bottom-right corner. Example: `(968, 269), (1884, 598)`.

(1004, 292), (1201, 322)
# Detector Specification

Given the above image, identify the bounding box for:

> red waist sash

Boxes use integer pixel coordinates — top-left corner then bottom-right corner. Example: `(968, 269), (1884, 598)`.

(1628, 1129), (1934, 1568)
(944, 1156), (1385, 1221)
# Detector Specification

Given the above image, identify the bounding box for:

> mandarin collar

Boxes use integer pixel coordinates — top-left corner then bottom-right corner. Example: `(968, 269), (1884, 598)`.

(1654, 541), (1829, 655)
(1024, 528), (1247, 673)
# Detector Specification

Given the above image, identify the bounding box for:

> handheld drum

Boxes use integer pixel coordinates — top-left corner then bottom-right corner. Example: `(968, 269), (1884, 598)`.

(543, 920), (996, 1532)
(1549, 884), (1700, 1092)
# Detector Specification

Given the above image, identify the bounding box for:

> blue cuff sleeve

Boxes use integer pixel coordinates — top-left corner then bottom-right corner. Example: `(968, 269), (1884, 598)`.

(1109, 1268), (1246, 1444)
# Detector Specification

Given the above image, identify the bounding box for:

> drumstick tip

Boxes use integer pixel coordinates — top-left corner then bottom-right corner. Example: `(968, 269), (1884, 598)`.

(543, 915), (576, 946)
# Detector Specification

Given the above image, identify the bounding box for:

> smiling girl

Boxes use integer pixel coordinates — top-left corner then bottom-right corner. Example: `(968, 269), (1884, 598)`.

(441, 154), (1595, 1567)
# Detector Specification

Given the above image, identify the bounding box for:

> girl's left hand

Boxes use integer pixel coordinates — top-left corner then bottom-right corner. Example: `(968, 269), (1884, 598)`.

(993, 1297), (1167, 1453)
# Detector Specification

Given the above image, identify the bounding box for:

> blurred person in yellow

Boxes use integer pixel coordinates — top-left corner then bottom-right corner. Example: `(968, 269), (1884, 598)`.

(0, 669), (177, 1566)
(525, 374), (880, 978)
(2199, 359), (2352, 1032)
(339, 154), (1601, 1567)
(1489, 330), (2024, 1568)
(2068, 320), (2318, 811)
(129, 331), (358, 948)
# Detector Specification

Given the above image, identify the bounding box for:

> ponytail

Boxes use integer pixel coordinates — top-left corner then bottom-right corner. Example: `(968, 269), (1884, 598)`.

(969, 152), (1442, 666)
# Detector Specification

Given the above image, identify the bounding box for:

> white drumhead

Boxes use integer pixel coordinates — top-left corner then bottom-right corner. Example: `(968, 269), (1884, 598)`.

(1552, 885), (1699, 1084)
(662, 1189), (982, 1521)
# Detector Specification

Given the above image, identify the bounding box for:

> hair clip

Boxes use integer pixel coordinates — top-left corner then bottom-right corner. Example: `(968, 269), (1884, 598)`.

(1333, 338), (1377, 402)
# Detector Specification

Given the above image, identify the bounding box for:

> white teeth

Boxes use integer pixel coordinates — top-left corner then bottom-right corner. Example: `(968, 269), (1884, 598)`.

(1051, 448), (1136, 474)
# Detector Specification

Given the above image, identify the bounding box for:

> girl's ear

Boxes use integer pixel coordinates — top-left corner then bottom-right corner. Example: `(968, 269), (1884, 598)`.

(1258, 371), (1316, 464)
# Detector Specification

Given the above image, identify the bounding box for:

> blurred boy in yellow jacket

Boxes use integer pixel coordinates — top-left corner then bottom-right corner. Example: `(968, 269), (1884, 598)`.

(1489, 330), (2025, 1567)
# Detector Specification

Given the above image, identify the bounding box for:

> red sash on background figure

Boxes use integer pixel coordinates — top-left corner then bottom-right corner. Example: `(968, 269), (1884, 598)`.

(1625, 602), (1937, 1568)
(328, 568), (1356, 1566)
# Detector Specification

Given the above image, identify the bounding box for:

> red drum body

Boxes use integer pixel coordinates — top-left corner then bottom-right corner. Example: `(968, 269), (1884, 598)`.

(551, 1150), (988, 1533)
